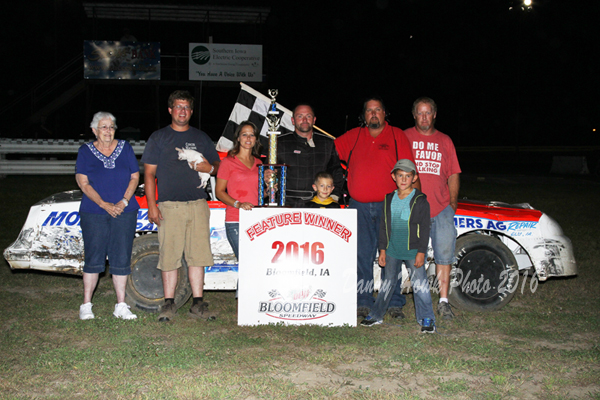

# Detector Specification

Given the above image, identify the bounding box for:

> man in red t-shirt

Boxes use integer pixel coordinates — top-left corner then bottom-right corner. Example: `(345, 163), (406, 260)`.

(336, 97), (418, 318)
(404, 97), (461, 320)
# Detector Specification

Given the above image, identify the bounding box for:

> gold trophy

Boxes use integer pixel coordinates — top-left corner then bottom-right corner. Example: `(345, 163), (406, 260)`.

(258, 89), (287, 206)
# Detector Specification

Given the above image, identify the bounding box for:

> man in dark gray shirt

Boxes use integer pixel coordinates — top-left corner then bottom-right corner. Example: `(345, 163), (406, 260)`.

(142, 90), (220, 322)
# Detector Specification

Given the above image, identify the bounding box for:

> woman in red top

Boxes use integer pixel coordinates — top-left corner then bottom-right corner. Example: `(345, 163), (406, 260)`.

(215, 121), (262, 260)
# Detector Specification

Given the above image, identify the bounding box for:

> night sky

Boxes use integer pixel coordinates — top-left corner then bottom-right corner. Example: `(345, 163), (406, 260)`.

(1, 0), (598, 148)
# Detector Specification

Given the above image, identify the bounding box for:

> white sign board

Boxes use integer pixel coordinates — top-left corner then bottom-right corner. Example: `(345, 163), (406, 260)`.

(238, 208), (357, 326)
(189, 43), (262, 81)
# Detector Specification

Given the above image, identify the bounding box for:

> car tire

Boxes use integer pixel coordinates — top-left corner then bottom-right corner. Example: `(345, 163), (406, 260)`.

(125, 234), (192, 313)
(448, 234), (518, 312)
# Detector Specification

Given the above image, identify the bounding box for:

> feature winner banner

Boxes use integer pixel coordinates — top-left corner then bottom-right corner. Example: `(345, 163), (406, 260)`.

(189, 43), (262, 82)
(238, 208), (357, 326)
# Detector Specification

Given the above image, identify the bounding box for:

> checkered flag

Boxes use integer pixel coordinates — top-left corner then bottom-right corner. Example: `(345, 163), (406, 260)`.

(216, 83), (295, 152)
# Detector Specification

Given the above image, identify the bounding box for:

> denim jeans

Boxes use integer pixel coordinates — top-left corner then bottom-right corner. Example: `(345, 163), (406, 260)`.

(431, 205), (457, 265)
(368, 255), (435, 325)
(388, 205), (457, 307)
(225, 222), (240, 260)
(225, 222), (240, 297)
(350, 199), (406, 309)
(80, 210), (137, 275)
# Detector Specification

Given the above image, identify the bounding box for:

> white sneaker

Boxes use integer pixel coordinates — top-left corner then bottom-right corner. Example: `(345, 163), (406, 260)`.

(113, 302), (137, 320)
(79, 302), (94, 320)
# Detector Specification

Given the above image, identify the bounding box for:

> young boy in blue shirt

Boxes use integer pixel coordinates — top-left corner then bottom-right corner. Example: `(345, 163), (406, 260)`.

(361, 159), (436, 333)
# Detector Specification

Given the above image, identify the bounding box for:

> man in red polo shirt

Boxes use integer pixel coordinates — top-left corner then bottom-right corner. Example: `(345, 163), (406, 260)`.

(336, 97), (418, 318)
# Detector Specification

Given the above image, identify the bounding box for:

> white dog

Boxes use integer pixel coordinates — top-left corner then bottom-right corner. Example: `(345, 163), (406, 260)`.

(175, 147), (210, 189)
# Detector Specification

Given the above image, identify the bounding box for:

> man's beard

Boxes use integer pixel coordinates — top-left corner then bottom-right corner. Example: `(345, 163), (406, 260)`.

(368, 118), (382, 129)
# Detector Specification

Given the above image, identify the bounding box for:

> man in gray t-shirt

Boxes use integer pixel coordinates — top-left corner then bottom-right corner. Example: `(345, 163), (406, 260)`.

(142, 90), (220, 322)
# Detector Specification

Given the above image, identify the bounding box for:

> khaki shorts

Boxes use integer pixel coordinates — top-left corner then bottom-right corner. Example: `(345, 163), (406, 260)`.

(157, 199), (214, 271)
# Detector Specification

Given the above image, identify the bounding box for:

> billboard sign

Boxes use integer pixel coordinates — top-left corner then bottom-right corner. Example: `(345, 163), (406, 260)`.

(189, 43), (262, 82)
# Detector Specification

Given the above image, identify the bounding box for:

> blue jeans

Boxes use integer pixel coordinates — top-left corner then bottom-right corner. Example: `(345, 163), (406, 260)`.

(369, 255), (435, 325)
(226, 222), (240, 296)
(80, 211), (137, 275)
(225, 222), (240, 260)
(388, 205), (458, 306)
(350, 199), (406, 309)
(431, 205), (457, 265)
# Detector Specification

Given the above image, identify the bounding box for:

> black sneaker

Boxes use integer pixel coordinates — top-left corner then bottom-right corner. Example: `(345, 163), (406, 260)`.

(388, 307), (406, 319)
(360, 316), (382, 327)
(420, 318), (436, 334)
(357, 306), (370, 318)
(158, 302), (177, 322)
(437, 302), (454, 320)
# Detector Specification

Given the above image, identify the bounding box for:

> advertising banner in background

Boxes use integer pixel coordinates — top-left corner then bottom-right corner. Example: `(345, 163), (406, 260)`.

(84, 41), (160, 80)
(189, 43), (262, 82)
(238, 208), (357, 327)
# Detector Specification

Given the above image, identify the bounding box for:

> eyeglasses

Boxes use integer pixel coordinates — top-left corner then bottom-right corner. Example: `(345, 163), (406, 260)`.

(98, 125), (116, 131)
(173, 105), (191, 111)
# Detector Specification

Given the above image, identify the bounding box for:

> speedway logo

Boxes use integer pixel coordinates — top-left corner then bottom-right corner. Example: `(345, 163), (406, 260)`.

(258, 289), (336, 321)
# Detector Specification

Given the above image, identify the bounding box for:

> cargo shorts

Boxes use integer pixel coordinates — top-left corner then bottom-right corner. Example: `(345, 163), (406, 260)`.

(157, 199), (214, 271)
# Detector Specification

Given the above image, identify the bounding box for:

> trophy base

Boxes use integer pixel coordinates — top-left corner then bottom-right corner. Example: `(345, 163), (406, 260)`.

(258, 163), (288, 207)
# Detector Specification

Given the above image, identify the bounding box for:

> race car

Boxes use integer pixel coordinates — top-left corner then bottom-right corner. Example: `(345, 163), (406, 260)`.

(3, 178), (577, 313)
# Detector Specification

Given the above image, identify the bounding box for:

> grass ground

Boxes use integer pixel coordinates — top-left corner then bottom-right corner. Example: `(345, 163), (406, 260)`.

(0, 174), (599, 399)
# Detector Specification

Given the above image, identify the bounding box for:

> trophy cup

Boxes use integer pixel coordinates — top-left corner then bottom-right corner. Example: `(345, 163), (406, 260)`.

(258, 89), (287, 206)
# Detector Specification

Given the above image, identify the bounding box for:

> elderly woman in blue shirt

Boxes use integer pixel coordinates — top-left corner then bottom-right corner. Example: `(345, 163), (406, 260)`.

(76, 111), (140, 320)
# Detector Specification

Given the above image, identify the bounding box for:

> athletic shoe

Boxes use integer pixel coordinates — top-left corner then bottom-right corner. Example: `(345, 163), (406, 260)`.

(388, 307), (406, 319)
(113, 302), (137, 320)
(360, 316), (382, 327)
(437, 302), (455, 320)
(421, 318), (436, 334)
(158, 302), (177, 322)
(357, 306), (370, 318)
(189, 301), (216, 320)
(79, 302), (94, 320)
